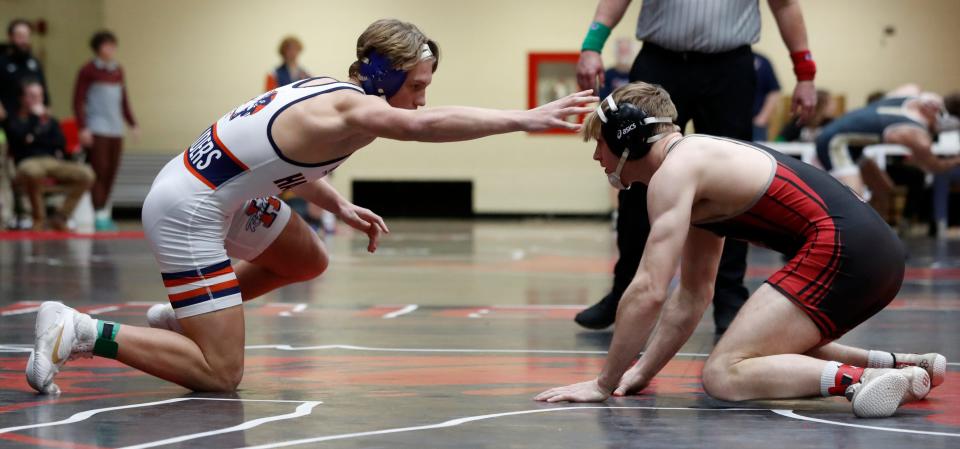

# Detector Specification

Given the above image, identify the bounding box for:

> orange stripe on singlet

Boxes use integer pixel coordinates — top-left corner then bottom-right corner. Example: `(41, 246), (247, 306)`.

(183, 150), (217, 189)
(211, 122), (249, 171)
(168, 279), (241, 303)
(162, 266), (235, 288)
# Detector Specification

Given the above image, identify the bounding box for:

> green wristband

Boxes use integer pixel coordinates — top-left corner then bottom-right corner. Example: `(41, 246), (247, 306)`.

(581, 21), (612, 53)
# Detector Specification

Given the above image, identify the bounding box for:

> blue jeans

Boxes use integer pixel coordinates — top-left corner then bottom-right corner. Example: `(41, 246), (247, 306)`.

(752, 125), (768, 142)
(932, 167), (960, 224)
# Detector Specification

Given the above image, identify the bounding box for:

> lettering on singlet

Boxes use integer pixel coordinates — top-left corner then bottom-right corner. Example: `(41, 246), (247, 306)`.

(183, 124), (248, 189)
(273, 173), (307, 191)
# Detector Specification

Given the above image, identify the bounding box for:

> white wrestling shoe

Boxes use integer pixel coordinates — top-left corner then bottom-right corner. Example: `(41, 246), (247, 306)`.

(147, 303), (183, 334)
(894, 353), (947, 387)
(847, 367), (931, 418)
(26, 302), (96, 394)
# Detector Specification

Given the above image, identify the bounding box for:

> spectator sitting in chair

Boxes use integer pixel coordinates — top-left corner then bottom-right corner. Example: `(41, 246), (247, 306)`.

(7, 79), (94, 231)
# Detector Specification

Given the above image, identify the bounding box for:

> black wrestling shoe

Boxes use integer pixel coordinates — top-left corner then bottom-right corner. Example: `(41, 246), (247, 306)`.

(574, 292), (621, 330)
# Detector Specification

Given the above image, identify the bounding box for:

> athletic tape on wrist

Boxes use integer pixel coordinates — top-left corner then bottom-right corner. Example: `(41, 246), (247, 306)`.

(790, 50), (816, 81)
(93, 320), (120, 359)
(582, 22), (612, 53)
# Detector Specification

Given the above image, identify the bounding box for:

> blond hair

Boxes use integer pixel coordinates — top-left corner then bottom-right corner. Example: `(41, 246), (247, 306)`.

(583, 82), (677, 142)
(348, 19), (440, 78)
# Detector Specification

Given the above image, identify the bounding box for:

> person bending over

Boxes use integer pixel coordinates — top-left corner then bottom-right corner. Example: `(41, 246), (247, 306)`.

(536, 82), (945, 418)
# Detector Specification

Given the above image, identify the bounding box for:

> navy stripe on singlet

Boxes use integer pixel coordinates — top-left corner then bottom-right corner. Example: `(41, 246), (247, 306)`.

(171, 286), (243, 309)
(266, 82), (365, 168)
(162, 259), (232, 281)
(291, 77), (342, 88)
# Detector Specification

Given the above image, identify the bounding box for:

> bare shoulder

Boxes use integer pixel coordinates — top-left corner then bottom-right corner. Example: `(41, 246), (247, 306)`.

(331, 88), (378, 112)
(654, 137), (708, 180)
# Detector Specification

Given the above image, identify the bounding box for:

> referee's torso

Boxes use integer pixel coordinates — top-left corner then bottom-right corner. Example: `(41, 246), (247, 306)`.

(636, 0), (760, 53)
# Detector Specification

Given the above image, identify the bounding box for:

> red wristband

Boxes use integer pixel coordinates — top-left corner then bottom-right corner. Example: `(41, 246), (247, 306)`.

(791, 50), (816, 81)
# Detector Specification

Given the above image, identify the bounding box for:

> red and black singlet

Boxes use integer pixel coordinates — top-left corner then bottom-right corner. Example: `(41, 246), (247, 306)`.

(689, 136), (905, 339)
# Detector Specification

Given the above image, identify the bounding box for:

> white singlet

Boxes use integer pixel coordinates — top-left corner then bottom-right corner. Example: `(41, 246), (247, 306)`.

(142, 77), (364, 318)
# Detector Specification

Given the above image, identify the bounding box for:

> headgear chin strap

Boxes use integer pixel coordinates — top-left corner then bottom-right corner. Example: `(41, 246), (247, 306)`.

(607, 149), (632, 190)
(358, 44), (435, 99)
(597, 95), (675, 190)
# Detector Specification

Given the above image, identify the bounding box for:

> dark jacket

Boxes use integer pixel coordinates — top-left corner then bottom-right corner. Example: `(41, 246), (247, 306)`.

(6, 112), (65, 164)
(0, 45), (49, 119)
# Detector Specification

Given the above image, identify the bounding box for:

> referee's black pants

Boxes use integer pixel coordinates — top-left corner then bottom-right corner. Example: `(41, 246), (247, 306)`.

(607, 43), (755, 333)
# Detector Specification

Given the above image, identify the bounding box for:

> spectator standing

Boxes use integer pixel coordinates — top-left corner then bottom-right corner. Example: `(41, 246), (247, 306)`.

(1, 19), (49, 124)
(598, 38), (635, 98)
(73, 30), (137, 231)
(265, 36), (339, 233)
(265, 36), (311, 91)
(752, 52), (781, 141)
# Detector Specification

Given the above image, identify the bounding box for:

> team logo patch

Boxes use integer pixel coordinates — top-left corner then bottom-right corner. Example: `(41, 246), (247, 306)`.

(244, 197), (283, 232)
(229, 90), (277, 120)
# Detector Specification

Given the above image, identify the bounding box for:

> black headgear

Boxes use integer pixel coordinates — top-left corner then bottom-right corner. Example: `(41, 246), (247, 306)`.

(596, 95), (676, 190)
(597, 95), (675, 160)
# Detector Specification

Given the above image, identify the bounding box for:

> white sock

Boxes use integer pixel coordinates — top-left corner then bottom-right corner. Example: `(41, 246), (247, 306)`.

(867, 350), (895, 368)
(73, 313), (98, 355)
(820, 361), (841, 397)
(95, 209), (111, 221)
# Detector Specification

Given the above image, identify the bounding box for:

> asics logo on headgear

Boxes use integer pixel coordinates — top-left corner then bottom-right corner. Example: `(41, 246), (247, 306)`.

(617, 123), (637, 139)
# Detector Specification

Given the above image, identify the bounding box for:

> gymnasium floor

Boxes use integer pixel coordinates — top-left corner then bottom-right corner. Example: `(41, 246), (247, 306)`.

(0, 220), (957, 448)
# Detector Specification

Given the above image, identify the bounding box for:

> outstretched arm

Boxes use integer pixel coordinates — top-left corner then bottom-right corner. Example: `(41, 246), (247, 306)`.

(342, 90), (596, 142)
(535, 160), (699, 403)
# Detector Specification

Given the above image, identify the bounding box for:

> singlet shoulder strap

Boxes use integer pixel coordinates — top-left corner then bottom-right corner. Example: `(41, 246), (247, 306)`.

(665, 134), (691, 155)
(291, 76), (364, 94)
